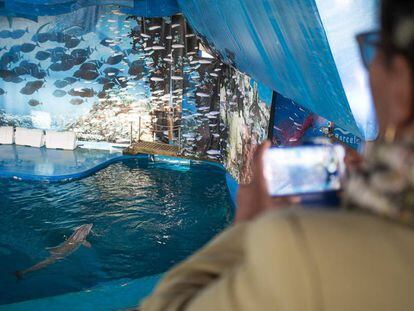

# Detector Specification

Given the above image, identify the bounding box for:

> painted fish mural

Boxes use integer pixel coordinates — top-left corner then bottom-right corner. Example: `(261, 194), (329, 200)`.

(0, 4), (274, 183)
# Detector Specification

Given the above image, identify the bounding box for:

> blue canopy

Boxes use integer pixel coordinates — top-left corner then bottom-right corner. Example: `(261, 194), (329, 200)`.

(0, 0), (378, 138)
(177, 0), (378, 138)
(1, 0), (179, 17)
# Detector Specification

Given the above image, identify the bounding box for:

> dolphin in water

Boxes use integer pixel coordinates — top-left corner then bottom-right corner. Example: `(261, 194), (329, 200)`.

(15, 224), (93, 279)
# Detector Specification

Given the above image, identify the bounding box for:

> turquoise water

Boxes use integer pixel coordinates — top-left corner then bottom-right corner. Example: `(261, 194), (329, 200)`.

(0, 158), (233, 305)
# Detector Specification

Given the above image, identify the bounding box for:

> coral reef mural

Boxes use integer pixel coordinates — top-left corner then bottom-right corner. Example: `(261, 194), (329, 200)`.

(220, 68), (272, 183)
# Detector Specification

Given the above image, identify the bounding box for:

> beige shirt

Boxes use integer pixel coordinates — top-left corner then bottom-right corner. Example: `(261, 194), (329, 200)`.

(141, 208), (414, 311)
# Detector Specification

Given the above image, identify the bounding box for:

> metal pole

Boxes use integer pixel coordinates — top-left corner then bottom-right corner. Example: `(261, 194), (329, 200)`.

(178, 126), (181, 154)
(130, 122), (133, 146)
(138, 116), (142, 142)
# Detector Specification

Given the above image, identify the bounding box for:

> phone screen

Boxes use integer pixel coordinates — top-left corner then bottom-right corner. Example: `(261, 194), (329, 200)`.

(263, 145), (345, 196)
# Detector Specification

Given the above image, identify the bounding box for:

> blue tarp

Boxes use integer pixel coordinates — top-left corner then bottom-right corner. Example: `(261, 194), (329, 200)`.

(1, 0), (179, 17)
(0, 0), (378, 138)
(177, 0), (378, 139)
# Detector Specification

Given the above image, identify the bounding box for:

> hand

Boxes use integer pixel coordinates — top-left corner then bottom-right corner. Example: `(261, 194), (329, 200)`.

(235, 141), (300, 223)
(344, 147), (363, 172)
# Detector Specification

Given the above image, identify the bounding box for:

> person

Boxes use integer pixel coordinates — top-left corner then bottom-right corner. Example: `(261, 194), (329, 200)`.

(141, 0), (414, 310)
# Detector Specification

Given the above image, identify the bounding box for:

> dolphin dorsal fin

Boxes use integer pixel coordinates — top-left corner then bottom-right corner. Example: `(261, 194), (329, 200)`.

(82, 240), (91, 248)
(46, 245), (61, 254)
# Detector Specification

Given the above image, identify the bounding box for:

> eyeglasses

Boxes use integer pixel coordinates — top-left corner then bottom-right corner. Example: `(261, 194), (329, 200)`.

(356, 31), (381, 69)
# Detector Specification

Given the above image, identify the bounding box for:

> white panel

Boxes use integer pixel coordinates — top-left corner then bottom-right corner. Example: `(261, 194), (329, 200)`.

(45, 131), (77, 150)
(0, 126), (14, 144)
(15, 128), (45, 148)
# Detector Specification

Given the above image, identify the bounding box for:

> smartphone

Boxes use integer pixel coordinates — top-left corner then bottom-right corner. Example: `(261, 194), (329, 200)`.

(263, 145), (345, 197)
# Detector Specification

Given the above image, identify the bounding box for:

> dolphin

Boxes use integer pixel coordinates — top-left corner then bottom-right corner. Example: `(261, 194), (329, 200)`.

(15, 224), (93, 279)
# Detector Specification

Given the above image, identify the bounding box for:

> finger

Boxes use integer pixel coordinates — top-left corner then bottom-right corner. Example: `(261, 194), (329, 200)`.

(269, 195), (301, 209)
(252, 140), (271, 183)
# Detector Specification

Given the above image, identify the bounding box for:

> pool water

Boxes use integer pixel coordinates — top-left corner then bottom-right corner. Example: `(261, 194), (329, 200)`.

(0, 158), (233, 305)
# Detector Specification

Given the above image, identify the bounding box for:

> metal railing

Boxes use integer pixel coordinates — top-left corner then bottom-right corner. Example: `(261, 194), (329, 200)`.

(134, 117), (182, 153)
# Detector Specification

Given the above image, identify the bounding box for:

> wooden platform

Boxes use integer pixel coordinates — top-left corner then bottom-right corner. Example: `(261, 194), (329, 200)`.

(124, 141), (180, 157)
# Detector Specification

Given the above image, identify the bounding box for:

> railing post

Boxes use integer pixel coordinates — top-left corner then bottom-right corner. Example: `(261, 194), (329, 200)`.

(138, 116), (142, 142)
(178, 126), (181, 154)
(130, 121), (133, 146)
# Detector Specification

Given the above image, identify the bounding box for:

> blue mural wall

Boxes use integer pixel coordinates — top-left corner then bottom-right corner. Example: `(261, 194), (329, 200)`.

(0, 5), (148, 140)
(0, 2), (273, 180)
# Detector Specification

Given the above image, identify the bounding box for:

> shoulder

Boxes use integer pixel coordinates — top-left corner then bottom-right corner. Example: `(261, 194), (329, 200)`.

(244, 208), (414, 310)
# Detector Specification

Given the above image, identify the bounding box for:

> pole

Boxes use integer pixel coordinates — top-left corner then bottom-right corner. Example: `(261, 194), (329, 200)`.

(130, 122), (133, 146)
(138, 116), (142, 142)
(178, 126), (181, 154)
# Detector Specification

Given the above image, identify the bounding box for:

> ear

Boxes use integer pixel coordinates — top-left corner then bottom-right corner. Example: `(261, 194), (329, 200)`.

(388, 55), (414, 127)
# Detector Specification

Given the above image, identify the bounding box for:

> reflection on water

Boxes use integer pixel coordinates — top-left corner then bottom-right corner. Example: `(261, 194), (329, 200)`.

(0, 145), (122, 178)
(0, 158), (233, 305)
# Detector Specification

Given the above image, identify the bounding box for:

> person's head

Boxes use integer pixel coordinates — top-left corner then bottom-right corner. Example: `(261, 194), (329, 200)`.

(359, 0), (414, 139)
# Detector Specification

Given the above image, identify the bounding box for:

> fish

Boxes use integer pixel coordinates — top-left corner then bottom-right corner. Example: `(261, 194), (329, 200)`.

(53, 89), (67, 97)
(31, 70), (47, 80)
(9, 45), (22, 53)
(97, 90), (107, 98)
(15, 224), (93, 279)
(207, 150), (220, 155)
(103, 67), (120, 77)
(64, 77), (77, 84)
(70, 98), (84, 105)
(128, 60), (144, 76)
(0, 69), (17, 80)
(28, 99), (42, 106)
(10, 27), (29, 39)
(196, 92), (211, 98)
(31, 22), (52, 43)
(74, 69), (99, 81)
(172, 44), (185, 49)
(150, 77), (164, 82)
(49, 62), (63, 72)
(7, 76), (24, 83)
(199, 59), (212, 64)
(80, 60), (103, 71)
(68, 87), (95, 97)
(54, 80), (69, 88)
(106, 53), (124, 65)
(47, 47), (68, 62)
(103, 82), (115, 90)
(73, 56), (88, 65)
(148, 25), (161, 31)
(20, 80), (44, 95)
(64, 37), (83, 49)
(96, 77), (110, 84)
(0, 88), (6, 95)
(171, 76), (183, 80)
(71, 47), (94, 59)
(100, 38), (114, 47)
(0, 30), (12, 38)
(33, 32), (50, 43)
(0, 52), (20, 67)
(35, 51), (51, 61)
(20, 43), (38, 53)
